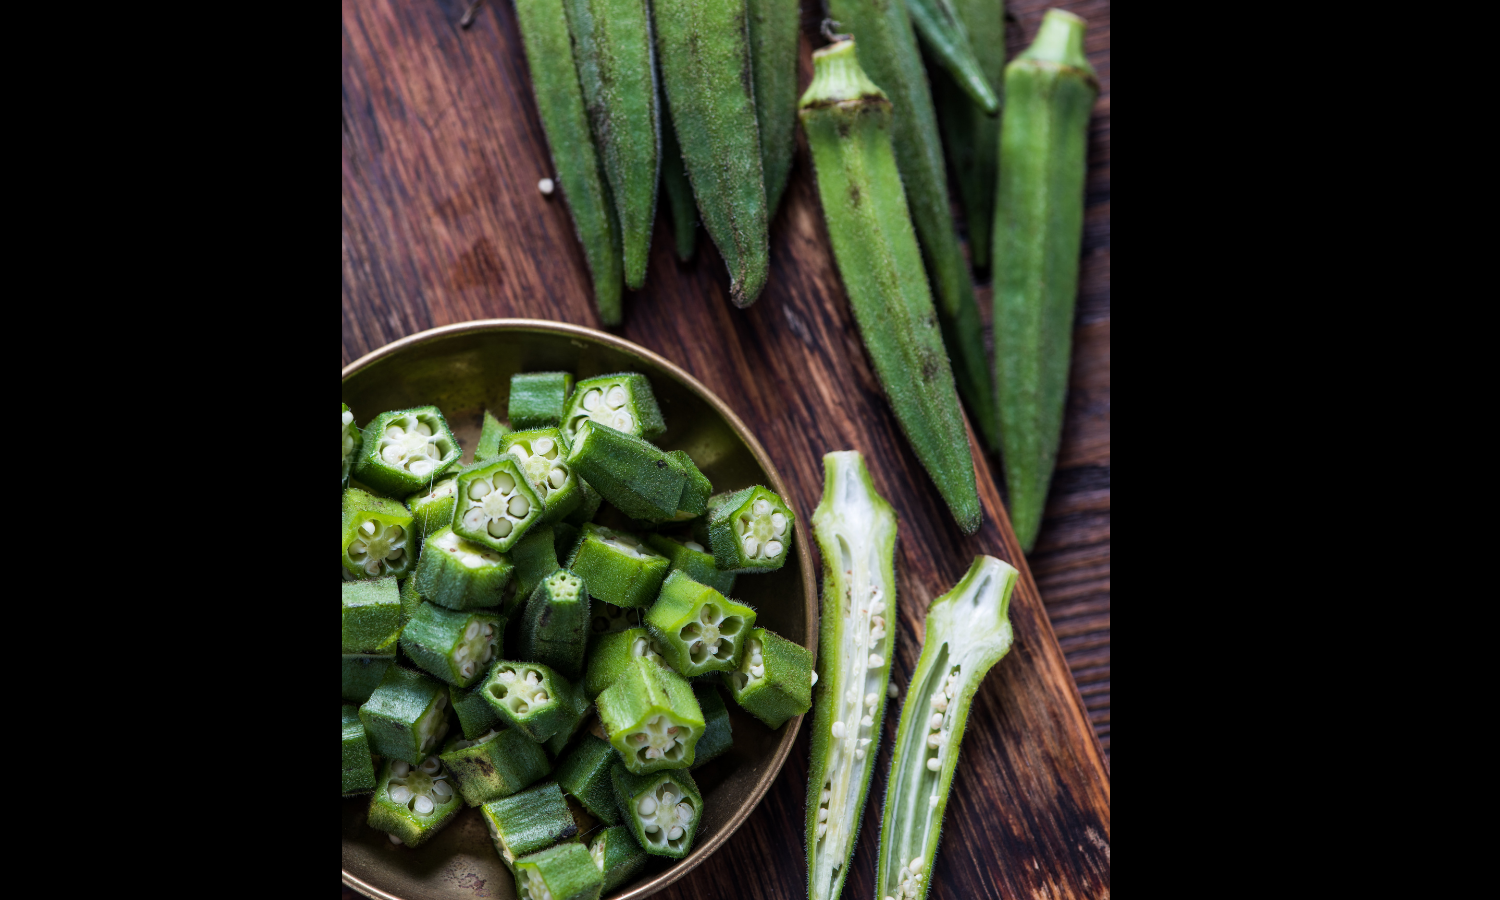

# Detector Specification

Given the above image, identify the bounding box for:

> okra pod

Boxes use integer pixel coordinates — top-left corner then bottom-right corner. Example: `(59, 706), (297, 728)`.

(564, 0), (660, 290)
(583, 626), (669, 699)
(503, 428), (585, 524)
(696, 484), (796, 572)
(476, 409), (512, 462)
(399, 601), (505, 687)
(368, 756), (463, 847)
(353, 406), (463, 497)
(644, 533), (736, 596)
(514, 0), (624, 324)
(406, 475), (459, 539)
(798, 42), (982, 534)
(519, 568), (592, 680)
(933, 0), (1003, 272)
(566, 523), (671, 608)
(611, 764), (703, 858)
(555, 733), (622, 825)
(400, 577), (424, 624)
(512, 525), (561, 600)
(440, 728), (552, 806)
(690, 682), (733, 768)
(482, 781), (580, 867)
(481, 660), (583, 743)
(341, 577), (402, 654)
(597, 654), (704, 773)
(746, 0), (799, 216)
(341, 488), (416, 579)
(804, 451), (899, 900)
(343, 636), (397, 704)
(659, 100), (698, 261)
(589, 824), (648, 892)
(343, 704), (377, 797)
(723, 625), (812, 729)
(513, 842), (604, 900)
(992, 9), (1098, 552)
(342, 404), (361, 489)
(509, 372), (575, 431)
(560, 373), (666, 442)
(905, 0), (997, 113)
(413, 526), (514, 611)
(653, 0), (770, 306)
(646, 570), (756, 676)
(454, 457), (545, 553)
(542, 676), (594, 757)
(874, 556), (1017, 900)
(360, 666), (452, 765)
(450, 682), (504, 739)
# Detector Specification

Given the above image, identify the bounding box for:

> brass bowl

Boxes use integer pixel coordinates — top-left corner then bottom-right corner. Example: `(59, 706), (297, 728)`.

(342, 319), (818, 900)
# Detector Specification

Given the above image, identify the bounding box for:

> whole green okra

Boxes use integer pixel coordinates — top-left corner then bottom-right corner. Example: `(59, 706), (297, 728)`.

(905, 0), (997, 112)
(933, 0), (1004, 272)
(746, 0), (799, 217)
(660, 100), (698, 261)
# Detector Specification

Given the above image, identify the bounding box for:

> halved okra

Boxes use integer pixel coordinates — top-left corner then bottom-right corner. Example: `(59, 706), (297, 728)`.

(566, 421), (683, 522)
(406, 474), (459, 538)
(724, 626), (813, 729)
(481, 661), (583, 743)
(360, 666), (452, 765)
(597, 655), (703, 773)
(476, 410), (511, 462)
(589, 825), (648, 892)
(520, 568), (592, 681)
(413, 526), (514, 610)
(440, 728), (552, 806)
(509, 372), (575, 431)
(583, 627), (668, 699)
(343, 634), (398, 704)
(611, 765), (702, 859)
(353, 406), (463, 497)
(342, 488), (416, 580)
(560, 373), (665, 441)
(369, 756), (462, 847)
(400, 602), (506, 688)
(343, 704), (377, 796)
(697, 485), (795, 573)
(342, 403), (361, 489)
(690, 683), (733, 769)
(450, 682), (503, 739)
(512, 525), (561, 599)
(645, 534), (736, 595)
(513, 842), (603, 900)
(566, 523), (670, 608)
(454, 457), (544, 553)
(503, 428), (584, 523)
(646, 571), (756, 677)
(481, 781), (580, 868)
(554, 733), (622, 825)
(342, 577), (402, 653)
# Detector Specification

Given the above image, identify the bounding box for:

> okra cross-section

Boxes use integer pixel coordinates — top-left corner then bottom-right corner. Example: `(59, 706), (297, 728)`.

(440, 728), (552, 806)
(611, 765), (703, 859)
(353, 406), (462, 497)
(699, 485), (795, 573)
(343, 704), (377, 797)
(724, 626), (813, 729)
(596, 655), (703, 773)
(406, 475), (459, 538)
(589, 825), (648, 892)
(454, 457), (544, 553)
(503, 428), (584, 523)
(645, 570), (756, 676)
(367, 756), (462, 847)
(560, 373), (665, 441)
(583, 627), (669, 699)
(414, 526), (514, 610)
(566, 421), (683, 522)
(566, 523), (670, 608)
(509, 372), (575, 431)
(645, 533), (737, 595)
(513, 842), (603, 900)
(342, 403), (361, 488)
(400, 602), (505, 687)
(482, 781), (579, 868)
(481, 661), (580, 743)
(360, 666), (452, 765)
(342, 488), (416, 579)
(520, 568), (592, 680)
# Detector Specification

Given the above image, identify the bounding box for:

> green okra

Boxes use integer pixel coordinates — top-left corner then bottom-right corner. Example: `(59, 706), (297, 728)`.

(353, 406), (463, 497)
(406, 474), (459, 539)
(440, 728), (553, 806)
(933, 0), (1003, 272)
(553, 522), (582, 562)
(584, 627), (669, 699)
(400, 602), (506, 688)
(343, 635), (397, 704)
(690, 682), (733, 768)
(805, 451), (899, 900)
(413, 526), (514, 610)
(660, 100), (698, 261)
(566, 523), (671, 608)
(611, 764), (702, 858)
(799, 42), (982, 534)
(450, 682), (503, 739)
(481, 660), (583, 743)
(514, 842), (604, 900)
(697, 484), (795, 572)
(342, 404), (361, 489)
(875, 556), (1017, 900)
(514, 0), (623, 324)
(368, 756), (463, 847)
(509, 372), (576, 431)
(597, 655), (704, 773)
(341, 577), (401, 653)
(723, 625), (812, 729)
(646, 571), (756, 676)
(560, 373), (666, 442)
(542, 677), (594, 757)
(511, 525), (561, 599)
(587, 600), (639, 644)
(482, 781), (580, 868)
(746, 0), (799, 217)
(992, 9), (1098, 553)
(519, 568), (592, 681)
(564, 0), (659, 290)
(653, 0), (770, 306)
(360, 666), (452, 765)
(813, 7), (1000, 455)
(555, 733), (622, 825)
(666, 450), (712, 517)
(589, 825), (648, 892)
(562, 478), (603, 528)
(645, 533), (736, 595)
(341, 488), (416, 579)
(503, 428), (585, 524)
(454, 457), (545, 552)
(399, 578), (424, 625)
(905, 0), (998, 112)
(476, 409), (512, 462)
(343, 704), (377, 797)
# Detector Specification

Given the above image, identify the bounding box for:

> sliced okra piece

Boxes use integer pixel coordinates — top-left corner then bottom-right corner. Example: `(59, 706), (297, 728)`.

(360, 666), (452, 765)
(342, 488), (416, 580)
(520, 568), (592, 681)
(368, 755), (463, 847)
(512, 525), (561, 600)
(481, 661), (581, 743)
(554, 733), (622, 825)
(645, 534), (737, 596)
(875, 556), (1018, 900)
(560, 373), (665, 442)
(646, 571), (756, 677)
(503, 428), (584, 524)
(450, 682), (503, 739)
(343, 634), (398, 704)
(597, 655), (704, 773)
(400, 602), (506, 688)
(561, 478), (603, 528)
(690, 683), (732, 769)
(440, 727), (553, 806)
(509, 372), (576, 431)
(398, 577), (424, 625)
(587, 600), (638, 646)
(476, 410), (512, 462)
(406, 475), (459, 539)
(542, 679), (593, 757)
(566, 523), (670, 608)
(454, 457), (544, 553)
(342, 403), (362, 489)
(589, 825), (648, 892)
(513, 842), (603, 900)
(698, 485), (795, 573)
(353, 406), (463, 497)
(481, 781), (580, 868)
(414, 526), (514, 610)
(724, 626), (812, 729)
(341, 577), (401, 653)
(666, 450), (712, 517)
(610, 765), (702, 858)
(343, 704), (377, 796)
(583, 627), (668, 699)
(566, 421), (683, 522)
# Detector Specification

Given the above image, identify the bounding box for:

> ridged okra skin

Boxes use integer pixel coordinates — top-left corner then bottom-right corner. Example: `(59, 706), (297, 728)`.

(342, 404), (361, 489)
(342, 577), (401, 653)
(798, 42), (982, 534)
(361, 666), (452, 765)
(666, 450), (712, 517)
(875, 556), (1017, 900)
(503, 428), (585, 524)
(597, 655), (704, 773)
(353, 406), (463, 497)
(659, 101), (698, 261)
(454, 457), (545, 553)
(611, 764), (703, 858)
(343, 637), (397, 703)
(399, 602), (505, 688)
(511, 525), (561, 599)
(342, 488), (416, 579)
(653, 0), (770, 306)
(481, 660), (582, 743)
(553, 522), (582, 563)
(368, 756), (463, 846)
(514, 842), (604, 900)
(482, 781), (580, 867)
(450, 682), (503, 739)
(584, 627), (669, 699)
(645, 534), (737, 595)
(746, 0), (799, 217)
(413, 526), (514, 610)
(440, 728), (552, 806)
(475, 409), (512, 462)
(561, 373), (666, 441)
(567, 421), (683, 522)
(399, 578), (424, 625)
(589, 825), (648, 891)
(646, 571), (756, 676)
(724, 626), (812, 729)
(343, 704), (377, 796)
(509, 372), (575, 431)
(934, 0), (1004, 272)
(690, 683), (733, 768)
(562, 479), (603, 528)
(514, 0), (623, 324)
(566, 523), (670, 608)
(906, 0), (998, 112)
(520, 568), (592, 680)
(406, 475), (458, 539)
(555, 733), (622, 825)
(542, 676), (593, 757)
(698, 485), (795, 572)
(991, 9), (1098, 553)
(805, 451), (900, 900)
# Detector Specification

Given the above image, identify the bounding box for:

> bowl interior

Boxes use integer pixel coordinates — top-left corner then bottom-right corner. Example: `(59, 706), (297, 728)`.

(342, 321), (815, 900)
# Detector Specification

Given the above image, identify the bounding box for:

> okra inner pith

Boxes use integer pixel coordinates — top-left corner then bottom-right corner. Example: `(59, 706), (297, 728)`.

(631, 778), (697, 853)
(678, 602), (743, 665)
(385, 756), (457, 821)
(459, 463), (539, 544)
(376, 412), (457, 480)
(736, 496), (789, 562)
(348, 518), (410, 577)
(488, 665), (555, 718)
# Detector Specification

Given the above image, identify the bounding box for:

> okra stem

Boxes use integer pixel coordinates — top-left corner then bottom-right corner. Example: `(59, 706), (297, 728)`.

(905, 0), (997, 113)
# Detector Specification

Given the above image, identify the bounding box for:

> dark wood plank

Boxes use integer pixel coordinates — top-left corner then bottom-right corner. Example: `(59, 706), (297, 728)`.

(343, 0), (1111, 896)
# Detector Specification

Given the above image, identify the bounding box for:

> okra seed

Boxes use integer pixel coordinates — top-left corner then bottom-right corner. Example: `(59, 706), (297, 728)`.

(389, 834), (403, 845)
(743, 536), (759, 556)
(606, 386), (627, 408)
(754, 499), (771, 516)
(765, 541), (783, 557)
(431, 781), (452, 801)
(488, 519), (511, 538)
(668, 826), (684, 840)
(751, 665), (764, 677)
(811, 670), (819, 686)
(869, 654), (884, 668)
(926, 758), (940, 772)
(643, 823), (659, 833)
(771, 512), (787, 534)
(410, 459), (434, 477)
(468, 481), (489, 500)
(909, 857), (924, 874)
(465, 622), (480, 640)
(389, 785), (412, 804)
(889, 683), (899, 698)
(929, 714), (944, 730)
(818, 823), (828, 839)
(832, 721), (846, 738)
(413, 796), (434, 815)
(930, 795), (940, 808)
(685, 540), (705, 552)
(865, 692), (878, 707)
(639, 796), (657, 815)
(614, 412), (633, 431)
(821, 790), (831, 804)
(548, 467), (566, 488)
(861, 715), (873, 728)
(855, 749), (865, 760)
(361, 521), (375, 535)
(508, 495), (530, 517)
(583, 390), (602, 411)
(927, 734), (941, 748)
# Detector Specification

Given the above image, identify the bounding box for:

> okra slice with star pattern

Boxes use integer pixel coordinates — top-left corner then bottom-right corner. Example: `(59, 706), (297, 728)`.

(481, 661), (581, 743)
(440, 728), (552, 806)
(341, 577), (402, 653)
(597, 655), (704, 773)
(413, 526), (514, 610)
(353, 406), (463, 497)
(520, 568), (592, 680)
(554, 733), (622, 825)
(406, 474), (459, 539)
(560, 373), (665, 442)
(482, 781), (579, 868)
(342, 488), (416, 580)
(454, 457), (544, 553)
(583, 627), (669, 699)
(368, 756), (462, 847)
(400, 602), (506, 688)
(342, 404), (361, 489)
(610, 764), (702, 859)
(566, 421), (684, 522)
(476, 410), (511, 462)
(566, 524), (670, 608)
(690, 683), (733, 769)
(698, 485), (795, 573)
(645, 534), (737, 595)
(360, 666), (452, 765)
(589, 825), (648, 892)
(343, 634), (397, 704)
(724, 626), (813, 729)
(343, 704), (377, 797)
(513, 841), (603, 900)
(646, 571), (756, 677)
(503, 428), (584, 524)
(509, 372), (576, 431)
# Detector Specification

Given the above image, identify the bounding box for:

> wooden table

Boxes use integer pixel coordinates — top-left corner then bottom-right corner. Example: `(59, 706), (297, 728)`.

(343, 0), (1109, 896)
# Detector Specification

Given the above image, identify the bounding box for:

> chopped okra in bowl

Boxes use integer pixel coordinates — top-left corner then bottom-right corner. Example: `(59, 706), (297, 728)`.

(343, 320), (817, 900)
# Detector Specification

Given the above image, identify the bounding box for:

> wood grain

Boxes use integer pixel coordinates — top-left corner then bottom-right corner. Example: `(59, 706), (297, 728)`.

(343, 0), (1110, 896)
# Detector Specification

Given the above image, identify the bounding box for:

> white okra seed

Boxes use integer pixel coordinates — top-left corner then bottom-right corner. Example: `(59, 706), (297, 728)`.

(831, 721), (845, 739)
(389, 786), (412, 804)
(685, 540), (705, 552)
(638, 796), (656, 816)
(817, 823), (827, 839)
(361, 521), (376, 535)
(861, 715), (873, 728)
(643, 823), (658, 833)
(928, 734), (941, 748)
(855, 749), (865, 760)
(509, 495), (530, 517)
(930, 713), (944, 730)
(389, 834), (403, 845)
(865, 692), (878, 706)
(751, 665), (764, 678)
(765, 540), (783, 557)
(583, 390), (601, 411)
(391, 761), (410, 777)
(930, 794), (940, 807)
(743, 536), (759, 556)
(910, 857), (924, 873)
(754, 499), (770, 516)
(926, 758), (941, 772)
(821, 790), (830, 804)
(668, 826), (684, 841)
(606, 386), (627, 408)
(818, 808), (828, 822)
(810, 670), (819, 686)
(413, 796), (434, 815)
(868, 654), (884, 668)
(465, 622), (480, 641)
